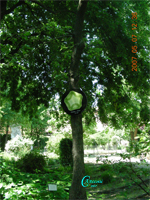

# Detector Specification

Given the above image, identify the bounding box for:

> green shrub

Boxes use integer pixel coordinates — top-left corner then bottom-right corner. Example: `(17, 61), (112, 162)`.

(34, 136), (49, 150)
(118, 165), (129, 173)
(114, 162), (130, 173)
(1, 151), (14, 162)
(46, 133), (65, 155)
(100, 172), (113, 184)
(85, 165), (95, 176)
(5, 135), (34, 158)
(99, 164), (112, 172)
(59, 138), (73, 167)
(47, 158), (59, 166)
(0, 134), (11, 151)
(16, 151), (47, 173)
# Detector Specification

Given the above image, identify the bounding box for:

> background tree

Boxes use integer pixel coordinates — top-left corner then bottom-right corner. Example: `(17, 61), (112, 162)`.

(29, 105), (49, 149)
(0, 97), (31, 149)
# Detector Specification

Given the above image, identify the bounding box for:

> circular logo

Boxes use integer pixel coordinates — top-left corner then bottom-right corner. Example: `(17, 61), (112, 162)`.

(61, 89), (87, 115)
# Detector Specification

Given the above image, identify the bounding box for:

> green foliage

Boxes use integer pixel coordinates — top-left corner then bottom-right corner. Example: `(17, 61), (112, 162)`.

(113, 162), (129, 173)
(0, 152), (69, 199)
(5, 135), (34, 158)
(84, 127), (109, 147)
(1, 0), (149, 128)
(46, 133), (65, 155)
(118, 164), (129, 173)
(34, 136), (49, 150)
(126, 140), (139, 155)
(59, 138), (73, 167)
(30, 106), (49, 135)
(0, 98), (32, 132)
(0, 134), (11, 151)
(84, 165), (95, 176)
(1, 151), (16, 164)
(99, 164), (112, 172)
(1, 1), (150, 198)
(16, 151), (46, 173)
(127, 125), (150, 157)
(100, 172), (113, 184)
(46, 158), (59, 166)
(111, 135), (120, 146)
(0, 149), (149, 199)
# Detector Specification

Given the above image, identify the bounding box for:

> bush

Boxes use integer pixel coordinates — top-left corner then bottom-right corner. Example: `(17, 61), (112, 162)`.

(59, 138), (73, 167)
(5, 135), (34, 158)
(46, 133), (65, 155)
(85, 165), (95, 176)
(16, 151), (47, 173)
(0, 134), (11, 151)
(34, 136), (49, 150)
(47, 158), (59, 166)
(118, 165), (129, 173)
(100, 172), (113, 184)
(113, 162), (130, 173)
(99, 164), (112, 172)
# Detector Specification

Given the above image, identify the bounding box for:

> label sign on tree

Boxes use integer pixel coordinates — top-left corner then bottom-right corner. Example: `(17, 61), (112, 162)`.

(61, 89), (87, 115)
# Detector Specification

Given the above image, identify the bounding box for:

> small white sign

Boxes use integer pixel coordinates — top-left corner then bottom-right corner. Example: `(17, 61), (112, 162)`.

(48, 184), (57, 191)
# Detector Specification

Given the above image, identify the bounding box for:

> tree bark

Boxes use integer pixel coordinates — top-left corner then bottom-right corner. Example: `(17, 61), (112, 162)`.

(21, 126), (23, 136)
(130, 126), (138, 141)
(134, 127), (138, 141)
(31, 124), (33, 137)
(4, 124), (9, 150)
(69, 114), (86, 199)
(69, 1), (88, 199)
(130, 129), (134, 140)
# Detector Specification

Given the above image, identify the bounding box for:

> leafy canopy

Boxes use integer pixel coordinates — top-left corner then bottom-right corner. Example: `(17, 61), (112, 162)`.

(1, 0), (149, 128)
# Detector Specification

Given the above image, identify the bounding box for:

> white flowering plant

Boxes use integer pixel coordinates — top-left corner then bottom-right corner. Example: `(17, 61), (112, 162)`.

(5, 135), (34, 158)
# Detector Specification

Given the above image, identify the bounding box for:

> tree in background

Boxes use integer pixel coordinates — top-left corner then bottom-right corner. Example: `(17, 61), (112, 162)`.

(1, 1), (149, 199)
(0, 97), (31, 149)
(29, 105), (49, 148)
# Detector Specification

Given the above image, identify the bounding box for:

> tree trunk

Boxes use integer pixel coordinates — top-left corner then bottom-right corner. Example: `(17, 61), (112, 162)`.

(21, 126), (23, 136)
(130, 129), (134, 140)
(134, 127), (138, 141)
(31, 124), (33, 137)
(69, 1), (88, 199)
(130, 127), (138, 141)
(69, 114), (87, 199)
(4, 124), (9, 150)
(37, 129), (39, 148)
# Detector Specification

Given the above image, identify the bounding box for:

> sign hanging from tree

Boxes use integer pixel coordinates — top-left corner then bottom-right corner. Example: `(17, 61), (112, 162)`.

(61, 89), (87, 115)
